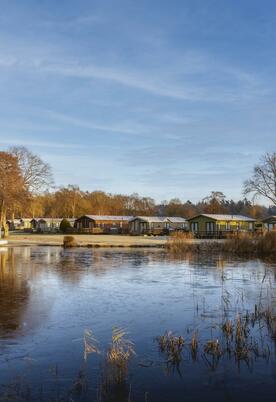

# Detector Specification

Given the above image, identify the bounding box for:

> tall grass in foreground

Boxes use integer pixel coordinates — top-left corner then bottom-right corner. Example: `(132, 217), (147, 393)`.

(157, 305), (274, 372)
(84, 329), (100, 361)
(82, 327), (136, 401)
(156, 331), (185, 367)
(224, 231), (276, 256)
(166, 231), (276, 258)
(105, 327), (136, 384)
(2, 302), (276, 401)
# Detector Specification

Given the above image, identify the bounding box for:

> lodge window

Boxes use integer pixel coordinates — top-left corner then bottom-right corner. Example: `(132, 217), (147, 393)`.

(191, 222), (198, 232)
(83, 219), (91, 228)
(206, 222), (215, 232)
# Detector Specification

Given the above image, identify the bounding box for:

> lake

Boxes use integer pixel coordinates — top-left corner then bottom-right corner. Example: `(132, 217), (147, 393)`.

(1, 246), (276, 401)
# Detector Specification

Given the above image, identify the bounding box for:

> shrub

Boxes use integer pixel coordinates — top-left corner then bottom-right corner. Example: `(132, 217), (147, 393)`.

(63, 235), (78, 248)
(60, 218), (72, 233)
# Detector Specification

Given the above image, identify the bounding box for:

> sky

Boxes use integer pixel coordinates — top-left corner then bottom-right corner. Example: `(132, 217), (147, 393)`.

(0, 0), (276, 203)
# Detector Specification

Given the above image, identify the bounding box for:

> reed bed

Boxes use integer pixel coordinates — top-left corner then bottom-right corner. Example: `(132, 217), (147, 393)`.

(166, 231), (276, 258)
(156, 331), (185, 366)
(156, 301), (276, 372)
(224, 231), (276, 257)
(166, 232), (221, 255)
(2, 303), (276, 401)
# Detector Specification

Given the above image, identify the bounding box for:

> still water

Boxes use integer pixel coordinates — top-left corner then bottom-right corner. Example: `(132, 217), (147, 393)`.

(1, 246), (276, 401)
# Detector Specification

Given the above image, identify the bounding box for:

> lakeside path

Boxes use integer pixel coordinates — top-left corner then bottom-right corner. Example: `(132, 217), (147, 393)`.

(8, 233), (169, 247)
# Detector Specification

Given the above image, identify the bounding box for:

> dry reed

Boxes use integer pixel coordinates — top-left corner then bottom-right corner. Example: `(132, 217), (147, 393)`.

(166, 231), (276, 258)
(157, 331), (185, 366)
(106, 327), (136, 384)
(63, 235), (78, 248)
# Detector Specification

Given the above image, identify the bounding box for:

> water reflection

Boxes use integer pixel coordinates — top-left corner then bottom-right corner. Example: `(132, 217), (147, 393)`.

(1, 247), (276, 401)
(0, 249), (30, 336)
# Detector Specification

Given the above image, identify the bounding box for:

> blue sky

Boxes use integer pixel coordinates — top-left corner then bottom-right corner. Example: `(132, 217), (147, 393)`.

(0, 0), (276, 202)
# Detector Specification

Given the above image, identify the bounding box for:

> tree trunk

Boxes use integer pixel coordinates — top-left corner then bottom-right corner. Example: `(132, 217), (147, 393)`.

(0, 200), (8, 238)
(0, 200), (4, 238)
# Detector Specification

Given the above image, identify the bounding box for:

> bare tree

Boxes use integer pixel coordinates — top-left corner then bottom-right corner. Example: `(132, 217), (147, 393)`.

(243, 152), (276, 206)
(54, 185), (83, 218)
(10, 146), (53, 193)
(201, 191), (227, 214)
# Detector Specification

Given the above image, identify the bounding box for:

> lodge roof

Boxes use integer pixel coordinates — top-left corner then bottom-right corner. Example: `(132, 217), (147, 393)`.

(31, 218), (75, 223)
(167, 217), (187, 223)
(130, 216), (187, 223)
(38, 218), (64, 223)
(6, 219), (21, 223)
(262, 216), (276, 222)
(188, 214), (255, 222)
(7, 218), (32, 222)
(130, 216), (167, 223)
(76, 215), (134, 221)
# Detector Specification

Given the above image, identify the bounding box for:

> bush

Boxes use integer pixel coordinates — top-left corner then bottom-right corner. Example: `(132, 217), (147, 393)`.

(60, 219), (72, 233)
(63, 235), (78, 248)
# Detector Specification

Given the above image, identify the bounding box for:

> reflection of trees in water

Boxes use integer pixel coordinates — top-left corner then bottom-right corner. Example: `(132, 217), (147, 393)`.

(0, 247), (55, 338)
(0, 249), (30, 336)
(52, 248), (276, 291)
(52, 249), (165, 282)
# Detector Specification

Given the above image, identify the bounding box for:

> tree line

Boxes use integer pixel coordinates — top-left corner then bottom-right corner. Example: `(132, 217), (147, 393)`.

(1, 147), (276, 236)
(23, 189), (276, 220)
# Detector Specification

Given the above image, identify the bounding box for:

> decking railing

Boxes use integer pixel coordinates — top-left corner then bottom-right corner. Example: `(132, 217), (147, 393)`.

(192, 230), (257, 239)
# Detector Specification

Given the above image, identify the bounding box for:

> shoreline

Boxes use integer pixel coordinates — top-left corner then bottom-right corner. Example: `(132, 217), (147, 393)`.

(7, 233), (168, 248)
(7, 233), (225, 248)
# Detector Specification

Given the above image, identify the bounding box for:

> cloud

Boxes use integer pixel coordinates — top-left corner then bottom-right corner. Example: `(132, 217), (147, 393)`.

(43, 110), (144, 135)
(39, 63), (189, 99)
(41, 62), (235, 102)
(0, 138), (84, 149)
(0, 34), (265, 105)
(39, 14), (105, 29)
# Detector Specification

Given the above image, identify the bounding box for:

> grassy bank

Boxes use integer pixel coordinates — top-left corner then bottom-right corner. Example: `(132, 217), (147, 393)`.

(8, 233), (167, 248)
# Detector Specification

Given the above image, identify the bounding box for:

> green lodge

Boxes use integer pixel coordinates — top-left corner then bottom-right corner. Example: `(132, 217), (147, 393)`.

(262, 216), (276, 232)
(188, 214), (255, 238)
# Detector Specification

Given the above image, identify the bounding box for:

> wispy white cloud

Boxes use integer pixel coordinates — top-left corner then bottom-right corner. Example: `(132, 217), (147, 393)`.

(0, 1), (274, 201)
(39, 14), (105, 29)
(0, 137), (84, 149)
(41, 61), (233, 102)
(0, 45), (263, 104)
(43, 110), (144, 135)
(0, 28), (267, 106)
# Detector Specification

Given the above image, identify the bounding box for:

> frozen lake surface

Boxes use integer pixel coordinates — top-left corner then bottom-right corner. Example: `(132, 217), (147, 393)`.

(1, 246), (276, 401)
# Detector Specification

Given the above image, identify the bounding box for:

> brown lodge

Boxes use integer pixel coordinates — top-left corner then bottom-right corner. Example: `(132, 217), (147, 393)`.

(5, 214), (276, 237)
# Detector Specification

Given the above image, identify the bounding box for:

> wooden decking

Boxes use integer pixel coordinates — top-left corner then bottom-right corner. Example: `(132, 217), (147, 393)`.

(193, 231), (257, 239)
